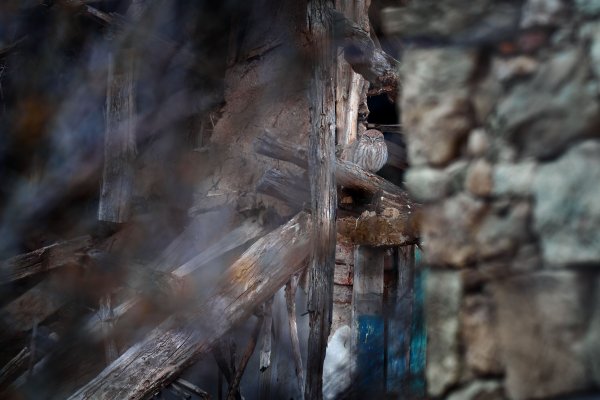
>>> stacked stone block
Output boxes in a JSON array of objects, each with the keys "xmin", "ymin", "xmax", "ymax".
[{"xmin": 384, "ymin": 1, "xmax": 600, "ymax": 398}]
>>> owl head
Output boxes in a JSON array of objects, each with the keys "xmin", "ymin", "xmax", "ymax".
[{"xmin": 360, "ymin": 129, "xmax": 385, "ymax": 143}]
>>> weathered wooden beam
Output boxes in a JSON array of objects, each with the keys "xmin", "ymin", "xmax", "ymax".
[
  {"xmin": 256, "ymin": 169, "xmax": 309, "ymax": 211},
  {"xmin": 97, "ymin": 0, "xmax": 147, "ymax": 223},
  {"xmin": 67, "ymin": 212, "xmax": 311, "ymax": 400},
  {"xmin": 0, "ymin": 236, "xmax": 91, "ymax": 284},
  {"xmin": 84, "ymin": 218, "xmax": 266, "ymax": 339},
  {"xmin": 352, "ymin": 246, "xmax": 385, "ymax": 396},
  {"xmin": 98, "ymin": 45, "xmax": 136, "ymax": 223},
  {"xmin": 337, "ymin": 209, "xmax": 419, "ymax": 246},
  {"xmin": 254, "ymin": 131, "xmax": 417, "ymax": 213},
  {"xmin": 305, "ymin": 1, "xmax": 337, "ymax": 399},
  {"xmin": 332, "ymin": 10, "xmax": 400, "ymax": 99}
]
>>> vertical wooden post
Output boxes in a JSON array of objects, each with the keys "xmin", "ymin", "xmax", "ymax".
[
  {"xmin": 98, "ymin": 0, "xmax": 146, "ymax": 223},
  {"xmin": 386, "ymin": 245, "xmax": 415, "ymax": 397},
  {"xmin": 334, "ymin": 0, "xmax": 370, "ymax": 147},
  {"xmin": 305, "ymin": 0, "xmax": 337, "ymax": 399},
  {"xmin": 352, "ymin": 246, "xmax": 385, "ymax": 396},
  {"xmin": 98, "ymin": 49, "xmax": 136, "ymax": 223}
]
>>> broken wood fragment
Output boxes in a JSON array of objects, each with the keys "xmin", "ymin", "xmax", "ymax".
[
  {"xmin": 67, "ymin": 212, "xmax": 311, "ymax": 400},
  {"xmin": 0, "ymin": 236, "xmax": 91, "ymax": 284}
]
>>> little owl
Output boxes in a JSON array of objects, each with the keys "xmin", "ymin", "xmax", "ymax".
[{"xmin": 344, "ymin": 129, "xmax": 388, "ymax": 172}]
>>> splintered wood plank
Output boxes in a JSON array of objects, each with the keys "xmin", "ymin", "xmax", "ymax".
[
  {"xmin": 305, "ymin": 1, "xmax": 337, "ymax": 399},
  {"xmin": 67, "ymin": 212, "xmax": 311, "ymax": 400},
  {"xmin": 352, "ymin": 246, "xmax": 385, "ymax": 396},
  {"xmin": 0, "ymin": 236, "xmax": 91, "ymax": 284}
]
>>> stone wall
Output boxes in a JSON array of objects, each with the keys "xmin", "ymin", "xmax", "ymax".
[{"xmin": 384, "ymin": 1, "xmax": 600, "ymax": 399}]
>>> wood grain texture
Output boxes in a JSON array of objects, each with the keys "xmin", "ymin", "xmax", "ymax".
[
  {"xmin": 256, "ymin": 168, "xmax": 310, "ymax": 211},
  {"xmin": 67, "ymin": 212, "xmax": 311, "ymax": 400},
  {"xmin": 98, "ymin": 48, "xmax": 136, "ymax": 223},
  {"xmin": 0, "ymin": 236, "xmax": 90, "ymax": 284},
  {"xmin": 305, "ymin": 1, "xmax": 337, "ymax": 399}
]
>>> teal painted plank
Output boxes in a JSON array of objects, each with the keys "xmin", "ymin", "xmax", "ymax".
[
  {"xmin": 356, "ymin": 315, "xmax": 385, "ymax": 395},
  {"xmin": 409, "ymin": 248, "xmax": 427, "ymax": 397}
]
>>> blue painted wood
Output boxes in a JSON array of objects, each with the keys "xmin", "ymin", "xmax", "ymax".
[
  {"xmin": 409, "ymin": 248, "xmax": 427, "ymax": 397},
  {"xmin": 357, "ymin": 314, "xmax": 385, "ymax": 394}
]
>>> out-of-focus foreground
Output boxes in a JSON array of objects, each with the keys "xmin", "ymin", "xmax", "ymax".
[{"xmin": 1, "ymin": 1, "xmax": 600, "ymax": 400}]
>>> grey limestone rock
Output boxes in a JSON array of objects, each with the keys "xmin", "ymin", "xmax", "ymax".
[{"xmin": 533, "ymin": 140, "xmax": 600, "ymax": 267}]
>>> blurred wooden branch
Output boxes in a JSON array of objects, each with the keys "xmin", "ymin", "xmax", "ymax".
[{"xmin": 67, "ymin": 212, "xmax": 311, "ymax": 400}]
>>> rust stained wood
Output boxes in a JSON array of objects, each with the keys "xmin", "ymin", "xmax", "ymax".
[
  {"xmin": 305, "ymin": 1, "xmax": 337, "ymax": 399},
  {"xmin": 0, "ymin": 236, "xmax": 91, "ymax": 284},
  {"xmin": 67, "ymin": 212, "xmax": 311, "ymax": 400}
]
